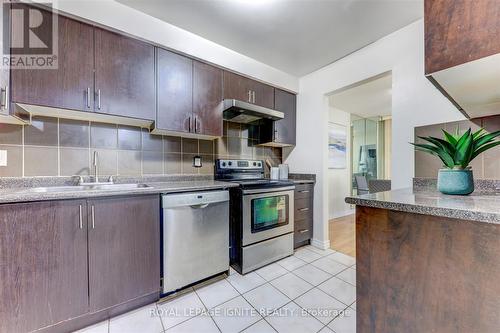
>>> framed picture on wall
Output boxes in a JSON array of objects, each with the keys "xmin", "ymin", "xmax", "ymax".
[{"xmin": 328, "ymin": 122, "xmax": 347, "ymax": 169}]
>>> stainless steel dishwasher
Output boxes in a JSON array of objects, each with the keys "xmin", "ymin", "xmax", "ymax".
[{"xmin": 161, "ymin": 190, "xmax": 229, "ymax": 294}]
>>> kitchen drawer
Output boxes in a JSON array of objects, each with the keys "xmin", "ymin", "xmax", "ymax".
[
  {"xmin": 295, "ymin": 201, "xmax": 313, "ymax": 221},
  {"xmin": 294, "ymin": 220, "xmax": 313, "ymax": 244},
  {"xmin": 294, "ymin": 218, "xmax": 312, "ymax": 231},
  {"xmin": 295, "ymin": 184, "xmax": 313, "ymax": 199}
]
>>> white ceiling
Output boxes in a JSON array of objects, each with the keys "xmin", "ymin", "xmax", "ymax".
[
  {"xmin": 116, "ymin": 0, "xmax": 423, "ymax": 76},
  {"xmin": 329, "ymin": 73, "xmax": 392, "ymax": 118}
]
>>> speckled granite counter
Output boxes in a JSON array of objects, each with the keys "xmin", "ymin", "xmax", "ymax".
[
  {"xmin": 288, "ymin": 173, "xmax": 316, "ymax": 184},
  {"xmin": 0, "ymin": 180, "xmax": 239, "ymax": 204},
  {"xmin": 345, "ymin": 188, "xmax": 500, "ymax": 224}
]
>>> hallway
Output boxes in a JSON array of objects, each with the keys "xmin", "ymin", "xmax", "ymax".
[{"xmin": 329, "ymin": 214, "xmax": 356, "ymax": 257}]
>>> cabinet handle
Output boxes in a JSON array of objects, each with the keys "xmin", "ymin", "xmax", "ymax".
[
  {"xmin": 97, "ymin": 89, "xmax": 101, "ymax": 110},
  {"xmin": 86, "ymin": 87, "xmax": 91, "ymax": 109},
  {"xmin": 91, "ymin": 205, "xmax": 95, "ymax": 229},
  {"xmin": 188, "ymin": 116, "xmax": 192, "ymax": 132},
  {"xmin": 299, "ymin": 229, "xmax": 309, "ymax": 234},
  {"xmin": 298, "ymin": 207, "xmax": 309, "ymax": 212},
  {"xmin": 248, "ymin": 90, "xmax": 252, "ymax": 103},
  {"xmin": 298, "ymin": 190, "xmax": 309, "ymax": 193},
  {"xmin": 252, "ymin": 91, "xmax": 255, "ymax": 103},
  {"xmin": 79, "ymin": 204, "xmax": 83, "ymax": 229},
  {"xmin": 1, "ymin": 85, "xmax": 9, "ymax": 110}
]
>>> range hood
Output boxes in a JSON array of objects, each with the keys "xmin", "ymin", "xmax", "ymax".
[{"xmin": 222, "ymin": 99, "xmax": 284, "ymax": 124}]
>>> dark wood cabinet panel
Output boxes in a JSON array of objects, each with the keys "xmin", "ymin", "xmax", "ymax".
[
  {"xmin": 357, "ymin": 206, "xmax": 500, "ymax": 333},
  {"xmin": 293, "ymin": 183, "xmax": 314, "ymax": 248},
  {"xmin": 10, "ymin": 7, "xmax": 94, "ymax": 111},
  {"xmin": 223, "ymin": 71, "xmax": 274, "ymax": 109},
  {"xmin": 95, "ymin": 28, "xmax": 155, "ymax": 120},
  {"xmin": 273, "ymin": 89, "xmax": 296, "ymax": 145},
  {"xmin": 0, "ymin": 200, "xmax": 89, "ymax": 332},
  {"xmin": 193, "ymin": 60, "xmax": 223, "ymax": 136},
  {"xmin": 425, "ymin": 0, "xmax": 500, "ymax": 74},
  {"xmin": 156, "ymin": 48, "xmax": 193, "ymax": 133},
  {"xmin": 88, "ymin": 195, "xmax": 160, "ymax": 312}
]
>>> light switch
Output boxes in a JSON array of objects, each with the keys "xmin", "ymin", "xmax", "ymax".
[
  {"xmin": 193, "ymin": 155, "xmax": 202, "ymax": 168},
  {"xmin": 0, "ymin": 150, "xmax": 7, "ymax": 166}
]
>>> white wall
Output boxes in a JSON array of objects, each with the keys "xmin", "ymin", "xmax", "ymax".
[
  {"xmin": 328, "ymin": 107, "xmax": 354, "ymax": 220},
  {"xmin": 285, "ymin": 19, "xmax": 465, "ymax": 248},
  {"xmin": 53, "ymin": 0, "xmax": 298, "ymax": 92}
]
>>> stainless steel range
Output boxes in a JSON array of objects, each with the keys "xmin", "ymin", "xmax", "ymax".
[{"xmin": 215, "ymin": 159, "xmax": 295, "ymax": 274}]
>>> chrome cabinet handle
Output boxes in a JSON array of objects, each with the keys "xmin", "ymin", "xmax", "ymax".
[
  {"xmin": 188, "ymin": 116, "xmax": 192, "ymax": 132},
  {"xmin": 86, "ymin": 87, "xmax": 91, "ymax": 109},
  {"xmin": 79, "ymin": 204, "xmax": 83, "ymax": 229},
  {"xmin": 97, "ymin": 89, "xmax": 101, "ymax": 110},
  {"xmin": 248, "ymin": 90, "xmax": 252, "ymax": 103},
  {"xmin": 190, "ymin": 203, "xmax": 210, "ymax": 209},
  {"xmin": 1, "ymin": 85, "xmax": 8, "ymax": 110},
  {"xmin": 299, "ymin": 229, "xmax": 309, "ymax": 234},
  {"xmin": 298, "ymin": 190, "xmax": 309, "ymax": 193},
  {"xmin": 91, "ymin": 205, "xmax": 95, "ymax": 229},
  {"xmin": 252, "ymin": 91, "xmax": 255, "ymax": 103},
  {"xmin": 298, "ymin": 207, "xmax": 309, "ymax": 212}
]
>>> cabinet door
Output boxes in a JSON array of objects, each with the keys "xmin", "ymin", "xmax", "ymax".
[
  {"xmin": 88, "ymin": 195, "xmax": 160, "ymax": 312},
  {"xmin": 95, "ymin": 28, "xmax": 155, "ymax": 120},
  {"xmin": 0, "ymin": 200, "xmax": 88, "ymax": 332},
  {"xmin": 193, "ymin": 60, "xmax": 223, "ymax": 136},
  {"xmin": 274, "ymin": 89, "xmax": 296, "ymax": 145},
  {"xmin": 157, "ymin": 48, "xmax": 193, "ymax": 132},
  {"xmin": 10, "ymin": 7, "xmax": 94, "ymax": 111},
  {"xmin": 223, "ymin": 71, "xmax": 254, "ymax": 103},
  {"xmin": 252, "ymin": 81, "xmax": 274, "ymax": 109},
  {"xmin": 0, "ymin": 0, "xmax": 9, "ymax": 114}
]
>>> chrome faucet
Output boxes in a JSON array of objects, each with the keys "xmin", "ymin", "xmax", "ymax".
[
  {"xmin": 77, "ymin": 151, "xmax": 114, "ymax": 186},
  {"xmin": 93, "ymin": 151, "xmax": 99, "ymax": 183}
]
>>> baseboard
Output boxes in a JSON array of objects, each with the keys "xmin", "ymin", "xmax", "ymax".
[{"xmin": 311, "ymin": 238, "xmax": 330, "ymax": 250}]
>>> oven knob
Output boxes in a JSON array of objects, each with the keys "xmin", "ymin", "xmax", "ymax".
[
  {"xmin": 228, "ymin": 161, "xmax": 232, "ymax": 166},
  {"xmin": 253, "ymin": 162, "xmax": 257, "ymax": 166},
  {"xmin": 257, "ymin": 162, "xmax": 261, "ymax": 167},
  {"xmin": 222, "ymin": 162, "xmax": 226, "ymax": 167}
]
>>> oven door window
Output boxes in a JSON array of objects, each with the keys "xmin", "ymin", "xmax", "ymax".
[{"xmin": 251, "ymin": 195, "xmax": 289, "ymax": 233}]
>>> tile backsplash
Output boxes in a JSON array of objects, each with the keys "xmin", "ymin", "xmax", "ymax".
[
  {"xmin": 414, "ymin": 115, "xmax": 500, "ymax": 179},
  {"xmin": 0, "ymin": 118, "xmax": 282, "ymax": 178}
]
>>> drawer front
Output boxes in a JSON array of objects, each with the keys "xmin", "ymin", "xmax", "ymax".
[
  {"xmin": 295, "ymin": 200, "xmax": 313, "ymax": 221},
  {"xmin": 295, "ymin": 184, "xmax": 313, "ymax": 199},
  {"xmin": 294, "ymin": 219, "xmax": 313, "ymax": 244}
]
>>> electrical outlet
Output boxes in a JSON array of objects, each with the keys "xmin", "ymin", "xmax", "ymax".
[
  {"xmin": 0, "ymin": 150, "xmax": 7, "ymax": 166},
  {"xmin": 193, "ymin": 155, "xmax": 202, "ymax": 168}
]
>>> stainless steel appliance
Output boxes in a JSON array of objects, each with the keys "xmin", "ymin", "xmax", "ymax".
[
  {"xmin": 215, "ymin": 159, "xmax": 295, "ymax": 274},
  {"xmin": 161, "ymin": 191, "xmax": 229, "ymax": 294},
  {"xmin": 222, "ymin": 99, "xmax": 284, "ymax": 124}
]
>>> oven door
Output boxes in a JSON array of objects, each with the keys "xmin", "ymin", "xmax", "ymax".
[{"xmin": 242, "ymin": 186, "xmax": 294, "ymax": 246}]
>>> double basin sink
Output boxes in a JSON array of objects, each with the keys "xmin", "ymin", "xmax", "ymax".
[{"xmin": 27, "ymin": 183, "xmax": 151, "ymax": 193}]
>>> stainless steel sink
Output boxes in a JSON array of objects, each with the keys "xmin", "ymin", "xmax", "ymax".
[{"xmin": 27, "ymin": 183, "xmax": 151, "ymax": 193}]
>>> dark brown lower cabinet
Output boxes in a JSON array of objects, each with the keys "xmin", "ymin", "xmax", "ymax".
[
  {"xmin": 0, "ymin": 200, "xmax": 88, "ymax": 333},
  {"xmin": 0, "ymin": 195, "xmax": 161, "ymax": 332},
  {"xmin": 88, "ymin": 195, "xmax": 160, "ymax": 312},
  {"xmin": 293, "ymin": 182, "xmax": 314, "ymax": 248}
]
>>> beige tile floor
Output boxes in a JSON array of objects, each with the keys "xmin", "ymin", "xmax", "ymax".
[{"xmin": 75, "ymin": 246, "xmax": 356, "ymax": 333}]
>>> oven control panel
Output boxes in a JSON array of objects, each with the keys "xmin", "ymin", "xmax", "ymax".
[{"xmin": 217, "ymin": 159, "xmax": 263, "ymax": 170}]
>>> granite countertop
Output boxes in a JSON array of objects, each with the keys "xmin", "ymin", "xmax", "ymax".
[
  {"xmin": 290, "ymin": 179, "xmax": 315, "ymax": 184},
  {"xmin": 345, "ymin": 188, "xmax": 500, "ymax": 224},
  {"xmin": 0, "ymin": 180, "xmax": 239, "ymax": 204}
]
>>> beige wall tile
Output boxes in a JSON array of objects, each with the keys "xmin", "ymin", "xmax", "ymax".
[
  {"xmin": 241, "ymin": 124, "xmax": 259, "ymax": 139},
  {"xmin": 143, "ymin": 151, "xmax": 163, "ymax": 175},
  {"xmin": 24, "ymin": 146, "xmax": 58, "ymax": 176},
  {"xmin": 182, "ymin": 154, "xmax": 198, "ymax": 174},
  {"xmin": 142, "ymin": 129, "xmax": 163, "ymax": 151},
  {"xmin": 0, "ymin": 124, "xmax": 23, "ymax": 145},
  {"xmin": 24, "ymin": 117, "xmax": 58, "ymax": 146},
  {"xmin": 484, "ymin": 146, "xmax": 500, "ymax": 179},
  {"xmin": 414, "ymin": 150, "xmax": 442, "ymax": 178},
  {"xmin": 60, "ymin": 119, "xmax": 89, "ymax": 148},
  {"xmin": 226, "ymin": 122, "xmax": 241, "ymax": 137},
  {"xmin": 91, "ymin": 123, "xmax": 118, "ymax": 149},
  {"xmin": 60, "ymin": 148, "xmax": 90, "ymax": 176},
  {"xmin": 117, "ymin": 150, "xmax": 141, "ymax": 175},
  {"xmin": 0, "ymin": 145, "xmax": 22, "ymax": 177},
  {"xmin": 164, "ymin": 153, "xmax": 181, "ymax": 174},
  {"xmin": 199, "ymin": 140, "xmax": 214, "ymax": 154},
  {"xmin": 215, "ymin": 137, "xmax": 227, "ymax": 157},
  {"xmin": 118, "ymin": 125, "xmax": 141, "ymax": 150},
  {"xmin": 164, "ymin": 136, "xmax": 181, "ymax": 153},
  {"xmin": 93, "ymin": 149, "xmax": 117, "ymax": 176},
  {"xmin": 182, "ymin": 138, "xmax": 198, "ymax": 154},
  {"xmin": 199, "ymin": 155, "xmax": 214, "ymax": 175}
]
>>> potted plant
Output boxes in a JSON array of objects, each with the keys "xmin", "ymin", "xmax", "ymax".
[{"xmin": 411, "ymin": 127, "xmax": 500, "ymax": 195}]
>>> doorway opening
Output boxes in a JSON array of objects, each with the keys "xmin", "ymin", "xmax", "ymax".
[{"xmin": 327, "ymin": 72, "xmax": 392, "ymax": 256}]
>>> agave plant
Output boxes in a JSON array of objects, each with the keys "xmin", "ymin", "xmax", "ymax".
[{"xmin": 411, "ymin": 127, "xmax": 500, "ymax": 170}]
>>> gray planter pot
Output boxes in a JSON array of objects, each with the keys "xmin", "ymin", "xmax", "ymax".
[{"xmin": 437, "ymin": 169, "xmax": 474, "ymax": 195}]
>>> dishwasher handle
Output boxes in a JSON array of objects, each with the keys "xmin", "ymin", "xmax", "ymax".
[{"xmin": 189, "ymin": 203, "xmax": 210, "ymax": 209}]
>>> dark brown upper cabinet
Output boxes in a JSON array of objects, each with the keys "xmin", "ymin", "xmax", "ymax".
[
  {"xmin": 156, "ymin": 48, "xmax": 193, "ymax": 133},
  {"xmin": 223, "ymin": 71, "xmax": 274, "ymax": 109},
  {"xmin": 259, "ymin": 89, "xmax": 296, "ymax": 146},
  {"xmin": 155, "ymin": 49, "xmax": 223, "ymax": 137},
  {"xmin": 425, "ymin": 0, "xmax": 500, "ymax": 118},
  {"xmin": 193, "ymin": 60, "xmax": 223, "ymax": 136},
  {"xmin": 88, "ymin": 195, "xmax": 160, "ymax": 312},
  {"xmin": 95, "ymin": 28, "xmax": 155, "ymax": 120},
  {"xmin": 10, "ymin": 8, "xmax": 94, "ymax": 112},
  {"xmin": 0, "ymin": 200, "xmax": 89, "ymax": 333}
]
